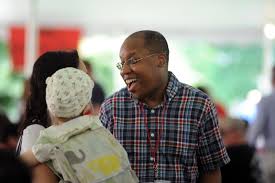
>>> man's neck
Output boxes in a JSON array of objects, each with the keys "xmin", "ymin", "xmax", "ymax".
[
  {"xmin": 142, "ymin": 76, "xmax": 168, "ymax": 108},
  {"xmin": 143, "ymin": 95, "xmax": 165, "ymax": 108}
]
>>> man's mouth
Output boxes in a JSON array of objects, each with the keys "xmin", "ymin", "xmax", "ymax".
[{"xmin": 125, "ymin": 78, "xmax": 137, "ymax": 89}]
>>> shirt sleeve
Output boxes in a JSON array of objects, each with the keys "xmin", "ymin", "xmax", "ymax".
[
  {"xmin": 99, "ymin": 98, "xmax": 114, "ymax": 132},
  {"xmin": 197, "ymin": 98, "xmax": 230, "ymax": 172},
  {"xmin": 20, "ymin": 124, "xmax": 45, "ymax": 154}
]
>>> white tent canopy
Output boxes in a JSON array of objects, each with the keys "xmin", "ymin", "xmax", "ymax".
[
  {"xmin": 0, "ymin": 0, "xmax": 274, "ymax": 87},
  {"xmin": 0, "ymin": 0, "xmax": 273, "ymax": 42}
]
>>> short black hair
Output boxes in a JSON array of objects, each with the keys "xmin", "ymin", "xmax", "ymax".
[{"xmin": 129, "ymin": 30, "xmax": 169, "ymax": 63}]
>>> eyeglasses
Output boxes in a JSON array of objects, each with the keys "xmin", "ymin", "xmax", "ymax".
[{"xmin": 116, "ymin": 53, "xmax": 159, "ymax": 71}]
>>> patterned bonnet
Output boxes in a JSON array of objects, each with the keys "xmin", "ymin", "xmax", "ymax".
[{"xmin": 46, "ymin": 67, "xmax": 94, "ymax": 118}]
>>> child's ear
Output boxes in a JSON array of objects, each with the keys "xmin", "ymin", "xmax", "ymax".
[{"xmin": 82, "ymin": 103, "xmax": 93, "ymax": 116}]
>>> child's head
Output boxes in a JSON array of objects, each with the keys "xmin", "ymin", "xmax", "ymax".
[{"xmin": 45, "ymin": 67, "xmax": 94, "ymax": 119}]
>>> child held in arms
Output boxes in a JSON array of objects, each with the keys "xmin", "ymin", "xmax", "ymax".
[{"xmin": 20, "ymin": 67, "xmax": 138, "ymax": 183}]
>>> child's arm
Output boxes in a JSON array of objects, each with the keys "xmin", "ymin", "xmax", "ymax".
[{"xmin": 20, "ymin": 149, "xmax": 40, "ymax": 167}]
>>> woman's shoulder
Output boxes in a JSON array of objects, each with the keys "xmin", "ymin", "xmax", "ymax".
[
  {"xmin": 20, "ymin": 124, "xmax": 46, "ymax": 154},
  {"xmin": 23, "ymin": 124, "xmax": 45, "ymax": 134}
]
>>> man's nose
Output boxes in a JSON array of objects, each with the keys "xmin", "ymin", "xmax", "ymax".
[{"xmin": 120, "ymin": 63, "xmax": 131, "ymax": 75}]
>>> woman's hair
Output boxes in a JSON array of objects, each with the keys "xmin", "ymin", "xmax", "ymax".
[{"xmin": 18, "ymin": 50, "xmax": 80, "ymax": 135}]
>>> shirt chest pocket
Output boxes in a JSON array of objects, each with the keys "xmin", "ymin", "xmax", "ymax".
[
  {"xmin": 160, "ymin": 121, "xmax": 198, "ymax": 166},
  {"xmin": 113, "ymin": 118, "xmax": 147, "ymax": 152}
]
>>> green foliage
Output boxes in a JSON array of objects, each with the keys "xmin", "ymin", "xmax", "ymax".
[
  {"xmin": 84, "ymin": 51, "xmax": 114, "ymax": 96},
  {"xmin": 180, "ymin": 42, "xmax": 263, "ymax": 107},
  {"xmin": 0, "ymin": 41, "xmax": 24, "ymax": 119}
]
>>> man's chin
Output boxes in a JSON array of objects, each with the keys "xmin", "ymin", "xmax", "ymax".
[{"xmin": 129, "ymin": 90, "xmax": 141, "ymax": 100}]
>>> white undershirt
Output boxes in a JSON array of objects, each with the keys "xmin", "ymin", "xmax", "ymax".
[{"xmin": 20, "ymin": 124, "xmax": 45, "ymax": 154}]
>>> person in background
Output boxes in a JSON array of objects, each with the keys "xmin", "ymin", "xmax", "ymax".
[
  {"xmin": 0, "ymin": 112, "xmax": 18, "ymax": 151},
  {"xmin": 220, "ymin": 117, "xmax": 263, "ymax": 183},
  {"xmin": 100, "ymin": 30, "xmax": 230, "ymax": 182},
  {"xmin": 0, "ymin": 150, "xmax": 32, "ymax": 183},
  {"xmin": 247, "ymin": 65, "xmax": 275, "ymax": 183},
  {"xmin": 20, "ymin": 67, "xmax": 138, "ymax": 183},
  {"xmin": 17, "ymin": 49, "xmax": 87, "ymax": 183},
  {"xmin": 83, "ymin": 60, "xmax": 106, "ymax": 115},
  {"xmin": 197, "ymin": 86, "xmax": 227, "ymax": 119}
]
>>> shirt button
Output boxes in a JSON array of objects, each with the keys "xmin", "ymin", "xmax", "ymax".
[
  {"xmin": 150, "ymin": 157, "xmax": 154, "ymax": 161},
  {"xmin": 151, "ymin": 109, "xmax": 155, "ymax": 114},
  {"xmin": 151, "ymin": 133, "xmax": 155, "ymax": 137}
]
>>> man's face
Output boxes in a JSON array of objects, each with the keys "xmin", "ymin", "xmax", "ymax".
[{"xmin": 119, "ymin": 37, "xmax": 162, "ymax": 100}]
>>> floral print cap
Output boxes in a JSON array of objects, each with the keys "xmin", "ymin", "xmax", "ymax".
[{"xmin": 46, "ymin": 67, "xmax": 94, "ymax": 118}]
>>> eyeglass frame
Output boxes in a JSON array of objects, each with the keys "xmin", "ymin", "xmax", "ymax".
[{"xmin": 116, "ymin": 53, "xmax": 163, "ymax": 71}]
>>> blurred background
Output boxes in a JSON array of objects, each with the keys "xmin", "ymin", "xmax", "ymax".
[{"xmin": 0, "ymin": 0, "xmax": 275, "ymax": 123}]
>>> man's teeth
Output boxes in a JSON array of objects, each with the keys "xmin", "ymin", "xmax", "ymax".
[{"xmin": 125, "ymin": 79, "xmax": 137, "ymax": 85}]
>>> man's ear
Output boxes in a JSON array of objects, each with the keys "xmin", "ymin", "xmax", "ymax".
[{"xmin": 156, "ymin": 54, "xmax": 166, "ymax": 67}]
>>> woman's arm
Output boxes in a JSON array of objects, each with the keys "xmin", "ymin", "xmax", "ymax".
[
  {"xmin": 18, "ymin": 124, "xmax": 58, "ymax": 182},
  {"xmin": 20, "ymin": 149, "xmax": 40, "ymax": 167},
  {"xmin": 32, "ymin": 164, "xmax": 59, "ymax": 183}
]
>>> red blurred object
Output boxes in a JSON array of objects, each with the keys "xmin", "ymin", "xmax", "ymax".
[
  {"xmin": 216, "ymin": 102, "xmax": 227, "ymax": 119},
  {"xmin": 9, "ymin": 26, "xmax": 81, "ymax": 72},
  {"xmin": 9, "ymin": 27, "xmax": 25, "ymax": 72}
]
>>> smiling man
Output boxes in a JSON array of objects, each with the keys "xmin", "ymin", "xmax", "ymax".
[{"xmin": 100, "ymin": 30, "xmax": 230, "ymax": 183}]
